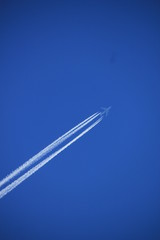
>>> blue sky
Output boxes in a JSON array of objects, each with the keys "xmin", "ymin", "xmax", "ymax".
[{"xmin": 0, "ymin": 1, "xmax": 160, "ymax": 239}]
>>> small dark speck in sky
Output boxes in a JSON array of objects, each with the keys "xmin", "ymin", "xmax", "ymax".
[{"xmin": 109, "ymin": 51, "xmax": 117, "ymax": 64}]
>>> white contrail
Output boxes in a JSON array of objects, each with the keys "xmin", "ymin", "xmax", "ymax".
[
  {"xmin": 0, "ymin": 112, "xmax": 101, "ymax": 188},
  {"xmin": 0, "ymin": 116, "xmax": 103, "ymax": 199}
]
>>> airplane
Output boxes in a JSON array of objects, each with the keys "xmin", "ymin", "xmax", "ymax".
[{"xmin": 101, "ymin": 106, "xmax": 111, "ymax": 117}]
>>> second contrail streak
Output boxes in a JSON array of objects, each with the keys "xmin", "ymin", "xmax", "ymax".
[{"xmin": 0, "ymin": 117, "xmax": 102, "ymax": 199}]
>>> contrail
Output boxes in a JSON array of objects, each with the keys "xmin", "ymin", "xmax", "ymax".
[
  {"xmin": 0, "ymin": 116, "xmax": 103, "ymax": 199},
  {"xmin": 0, "ymin": 111, "xmax": 101, "ymax": 188},
  {"xmin": 0, "ymin": 107, "xmax": 111, "ymax": 199}
]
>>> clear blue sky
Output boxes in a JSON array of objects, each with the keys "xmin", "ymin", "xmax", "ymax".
[{"xmin": 0, "ymin": 1, "xmax": 160, "ymax": 239}]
